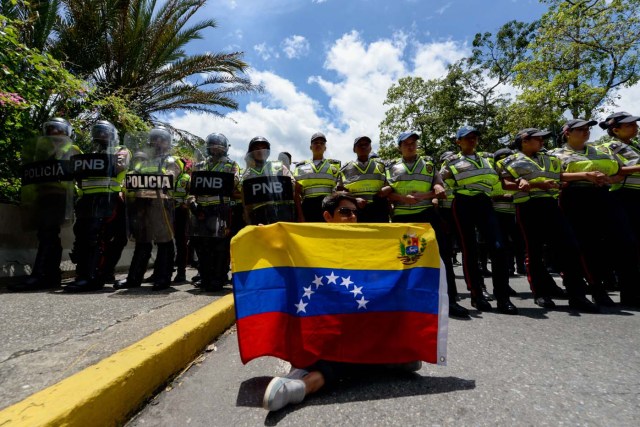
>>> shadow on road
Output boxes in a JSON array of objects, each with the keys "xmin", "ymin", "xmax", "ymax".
[{"xmin": 236, "ymin": 373, "xmax": 476, "ymax": 425}]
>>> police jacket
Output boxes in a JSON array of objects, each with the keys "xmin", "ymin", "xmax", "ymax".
[
  {"xmin": 338, "ymin": 159, "xmax": 386, "ymax": 201},
  {"xmin": 597, "ymin": 140, "xmax": 640, "ymax": 190},
  {"xmin": 77, "ymin": 146, "xmax": 131, "ymax": 196},
  {"xmin": 293, "ymin": 159, "xmax": 340, "ymax": 200},
  {"xmin": 440, "ymin": 152, "xmax": 498, "ymax": 196},
  {"xmin": 386, "ymin": 156, "xmax": 437, "ymax": 216},
  {"xmin": 548, "ymin": 144, "xmax": 619, "ymax": 188},
  {"xmin": 498, "ymin": 151, "xmax": 561, "ymax": 204}
]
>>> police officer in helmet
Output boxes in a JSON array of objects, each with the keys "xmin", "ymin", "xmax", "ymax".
[
  {"xmin": 10, "ymin": 118, "xmax": 80, "ymax": 291},
  {"xmin": 65, "ymin": 120, "xmax": 131, "ymax": 292},
  {"xmin": 115, "ymin": 125, "xmax": 180, "ymax": 291},
  {"xmin": 188, "ymin": 133, "xmax": 240, "ymax": 291}
]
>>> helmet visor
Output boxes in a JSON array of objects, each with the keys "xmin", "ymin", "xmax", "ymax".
[{"xmin": 43, "ymin": 121, "xmax": 71, "ymax": 137}]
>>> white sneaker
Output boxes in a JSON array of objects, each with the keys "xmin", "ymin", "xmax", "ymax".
[{"xmin": 263, "ymin": 377, "xmax": 306, "ymax": 411}]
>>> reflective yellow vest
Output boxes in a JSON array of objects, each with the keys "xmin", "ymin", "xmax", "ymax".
[
  {"xmin": 549, "ymin": 144, "xmax": 619, "ymax": 187},
  {"xmin": 499, "ymin": 152, "xmax": 561, "ymax": 203},
  {"xmin": 598, "ymin": 140, "xmax": 640, "ymax": 190},
  {"xmin": 386, "ymin": 156, "xmax": 435, "ymax": 216},
  {"xmin": 442, "ymin": 153, "xmax": 498, "ymax": 196},
  {"xmin": 293, "ymin": 159, "xmax": 339, "ymax": 200},
  {"xmin": 339, "ymin": 159, "xmax": 386, "ymax": 200},
  {"xmin": 78, "ymin": 146, "xmax": 131, "ymax": 196}
]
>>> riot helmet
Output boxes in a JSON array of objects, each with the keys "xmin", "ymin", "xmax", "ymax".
[
  {"xmin": 91, "ymin": 120, "xmax": 118, "ymax": 150},
  {"xmin": 206, "ymin": 133, "xmax": 229, "ymax": 157},
  {"xmin": 42, "ymin": 117, "xmax": 73, "ymax": 138},
  {"xmin": 149, "ymin": 125, "xmax": 173, "ymax": 154},
  {"xmin": 493, "ymin": 147, "xmax": 514, "ymax": 163},
  {"xmin": 248, "ymin": 136, "xmax": 271, "ymax": 152}
]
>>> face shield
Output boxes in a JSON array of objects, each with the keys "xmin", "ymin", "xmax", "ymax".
[
  {"xmin": 91, "ymin": 123, "xmax": 117, "ymax": 152},
  {"xmin": 149, "ymin": 128, "xmax": 172, "ymax": 154},
  {"xmin": 245, "ymin": 148, "xmax": 270, "ymax": 168},
  {"xmin": 42, "ymin": 120, "xmax": 73, "ymax": 144}
]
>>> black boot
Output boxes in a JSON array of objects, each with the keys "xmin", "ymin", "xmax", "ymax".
[
  {"xmin": 152, "ymin": 241, "xmax": 175, "ymax": 291},
  {"xmin": 65, "ymin": 241, "xmax": 105, "ymax": 292},
  {"xmin": 9, "ymin": 235, "xmax": 62, "ymax": 292},
  {"xmin": 114, "ymin": 243, "xmax": 151, "ymax": 289}
]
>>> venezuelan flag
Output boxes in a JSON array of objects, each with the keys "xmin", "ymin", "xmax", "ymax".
[{"xmin": 231, "ymin": 223, "xmax": 448, "ymax": 368}]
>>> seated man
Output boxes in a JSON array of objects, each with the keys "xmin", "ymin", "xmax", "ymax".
[{"xmin": 262, "ymin": 192, "xmax": 421, "ymax": 411}]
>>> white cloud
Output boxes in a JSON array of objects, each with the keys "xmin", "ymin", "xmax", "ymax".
[
  {"xmin": 253, "ymin": 43, "xmax": 279, "ymax": 61},
  {"xmin": 282, "ymin": 35, "xmax": 310, "ymax": 59},
  {"xmin": 413, "ymin": 40, "xmax": 469, "ymax": 79},
  {"xmin": 169, "ymin": 31, "xmax": 468, "ymax": 165},
  {"xmin": 312, "ymin": 0, "xmax": 328, "ymax": 3},
  {"xmin": 436, "ymin": 2, "xmax": 453, "ymax": 15}
]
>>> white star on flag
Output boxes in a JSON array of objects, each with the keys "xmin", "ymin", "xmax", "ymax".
[
  {"xmin": 326, "ymin": 271, "xmax": 339, "ymax": 285},
  {"xmin": 295, "ymin": 299, "xmax": 308, "ymax": 313},
  {"xmin": 312, "ymin": 275, "xmax": 324, "ymax": 288},
  {"xmin": 357, "ymin": 296, "xmax": 369, "ymax": 309},
  {"xmin": 340, "ymin": 276, "xmax": 353, "ymax": 288},
  {"xmin": 350, "ymin": 285, "xmax": 363, "ymax": 297},
  {"xmin": 302, "ymin": 286, "xmax": 315, "ymax": 299}
]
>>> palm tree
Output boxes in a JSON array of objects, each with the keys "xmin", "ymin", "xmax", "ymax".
[{"xmin": 54, "ymin": 0, "xmax": 259, "ymax": 121}]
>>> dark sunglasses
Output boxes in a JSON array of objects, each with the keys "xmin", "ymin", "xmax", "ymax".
[{"xmin": 337, "ymin": 207, "xmax": 358, "ymax": 217}]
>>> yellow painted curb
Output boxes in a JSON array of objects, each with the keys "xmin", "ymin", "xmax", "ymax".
[{"xmin": 0, "ymin": 294, "xmax": 236, "ymax": 427}]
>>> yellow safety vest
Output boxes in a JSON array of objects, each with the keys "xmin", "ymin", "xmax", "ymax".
[
  {"xmin": 598, "ymin": 140, "xmax": 640, "ymax": 190},
  {"xmin": 442, "ymin": 153, "xmax": 498, "ymax": 196},
  {"xmin": 386, "ymin": 156, "xmax": 435, "ymax": 216},
  {"xmin": 339, "ymin": 159, "xmax": 386, "ymax": 201},
  {"xmin": 293, "ymin": 159, "xmax": 339, "ymax": 199},
  {"xmin": 549, "ymin": 144, "xmax": 619, "ymax": 187},
  {"xmin": 499, "ymin": 152, "xmax": 561, "ymax": 203}
]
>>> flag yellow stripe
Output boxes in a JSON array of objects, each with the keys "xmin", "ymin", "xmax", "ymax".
[{"xmin": 231, "ymin": 223, "xmax": 440, "ymax": 272}]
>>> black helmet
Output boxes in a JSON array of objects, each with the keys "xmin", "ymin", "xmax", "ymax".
[
  {"xmin": 91, "ymin": 120, "xmax": 118, "ymax": 147},
  {"xmin": 206, "ymin": 133, "xmax": 229, "ymax": 155},
  {"xmin": 248, "ymin": 136, "xmax": 270, "ymax": 152},
  {"xmin": 149, "ymin": 125, "xmax": 172, "ymax": 147},
  {"xmin": 494, "ymin": 147, "xmax": 514, "ymax": 162},
  {"xmin": 42, "ymin": 117, "xmax": 73, "ymax": 137}
]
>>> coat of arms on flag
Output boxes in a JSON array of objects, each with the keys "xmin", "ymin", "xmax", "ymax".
[{"xmin": 231, "ymin": 222, "xmax": 448, "ymax": 368}]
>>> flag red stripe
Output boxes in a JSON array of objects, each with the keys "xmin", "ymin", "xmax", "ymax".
[{"xmin": 237, "ymin": 311, "xmax": 439, "ymax": 367}]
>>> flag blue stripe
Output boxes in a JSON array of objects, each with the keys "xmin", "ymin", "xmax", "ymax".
[{"xmin": 233, "ymin": 266, "xmax": 441, "ymax": 319}]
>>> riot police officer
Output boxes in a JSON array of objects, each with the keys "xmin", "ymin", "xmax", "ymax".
[
  {"xmin": 65, "ymin": 120, "xmax": 131, "ymax": 292},
  {"xmin": 115, "ymin": 125, "xmax": 180, "ymax": 290},
  {"xmin": 188, "ymin": 133, "xmax": 240, "ymax": 291},
  {"xmin": 10, "ymin": 118, "xmax": 80, "ymax": 291},
  {"xmin": 241, "ymin": 136, "xmax": 296, "ymax": 225},
  {"xmin": 172, "ymin": 157, "xmax": 191, "ymax": 283}
]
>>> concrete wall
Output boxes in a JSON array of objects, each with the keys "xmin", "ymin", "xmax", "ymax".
[{"xmin": 0, "ymin": 204, "xmax": 138, "ymax": 282}]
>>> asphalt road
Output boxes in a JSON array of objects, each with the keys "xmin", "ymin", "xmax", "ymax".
[
  {"xmin": 127, "ymin": 268, "xmax": 640, "ymax": 427},
  {"xmin": 0, "ymin": 267, "xmax": 227, "ymax": 409}
]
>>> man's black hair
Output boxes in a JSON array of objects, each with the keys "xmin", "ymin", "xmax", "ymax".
[{"xmin": 321, "ymin": 192, "xmax": 358, "ymax": 215}]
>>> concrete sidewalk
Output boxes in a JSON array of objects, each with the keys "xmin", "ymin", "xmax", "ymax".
[{"xmin": 0, "ymin": 267, "xmax": 236, "ymax": 426}]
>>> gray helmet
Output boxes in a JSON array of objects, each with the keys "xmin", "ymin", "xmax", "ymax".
[
  {"xmin": 91, "ymin": 120, "xmax": 118, "ymax": 147},
  {"xmin": 149, "ymin": 125, "xmax": 172, "ymax": 148},
  {"xmin": 248, "ymin": 136, "xmax": 270, "ymax": 152},
  {"xmin": 42, "ymin": 117, "xmax": 73, "ymax": 137},
  {"xmin": 206, "ymin": 133, "xmax": 229, "ymax": 155}
]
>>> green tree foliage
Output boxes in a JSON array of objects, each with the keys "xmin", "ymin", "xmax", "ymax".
[
  {"xmin": 0, "ymin": 11, "xmax": 85, "ymax": 203},
  {"xmin": 514, "ymin": 0, "xmax": 640, "ymax": 120},
  {"xmin": 54, "ymin": 0, "xmax": 260, "ymax": 120}
]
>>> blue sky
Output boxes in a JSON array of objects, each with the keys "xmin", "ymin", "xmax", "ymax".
[{"xmin": 167, "ymin": 0, "xmax": 639, "ymax": 165}]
